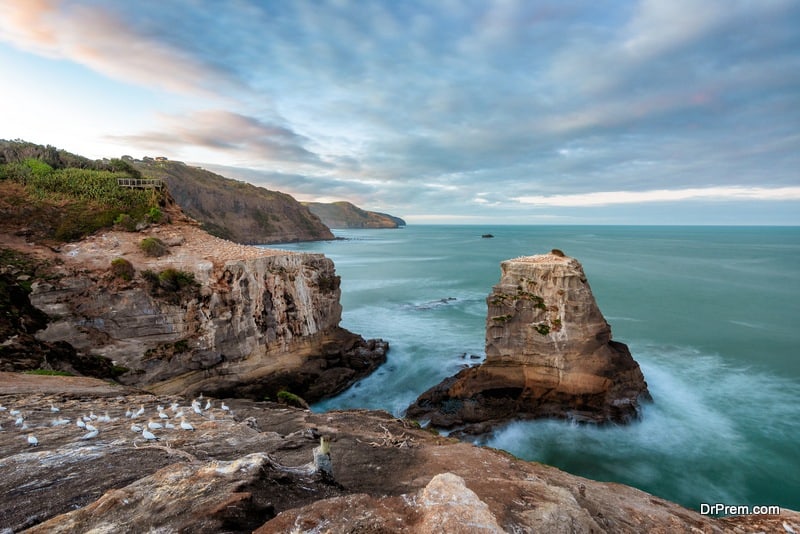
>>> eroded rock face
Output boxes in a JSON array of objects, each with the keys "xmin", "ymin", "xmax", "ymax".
[
  {"xmin": 2, "ymin": 374, "xmax": 795, "ymax": 534},
  {"xmin": 25, "ymin": 226, "xmax": 386, "ymax": 402},
  {"xmin": 407, "ymin": 252, "xmax": 650, "ymax": 432}
]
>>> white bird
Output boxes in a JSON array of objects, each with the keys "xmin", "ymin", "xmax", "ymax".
[
  {"xmin": 204, "ymin": 400, "xmax": 212, "ymax": 410},
  {"xmin": 142, "ymin": 428, "xmax": 158, "ymax": 441},
  {"xmin": 97, "ymin": 412, "xmax": 112, "ymax": 423},
  {"xmin": 174, "ymin": 410, "xmax": 184, "ymax": 419},
  {"xmin": 147, "ymin": 419, "xmax": 163, "ymax": 430},
  {"xmin": 76, "ymin": 419, "xmax": 86, "ymax": 429},
  {"xmin": 14, "ymin": 415, "xmax": 24, "ymax": 426},
  {"xmin": 10, "ymin": 408, "xmax": 20, "ymax": 416},
  {"xmin": 170, "ymin": 402, "xmax": 180, "ymax": 413},
  {"xmin": 50, "ymin": 404, "xmax": 60, "ymax": 413},
  {"xmin": 27, "ymin": 435, "xmax": 38, "ymax": 446},
  {"xmin": 158, "ymin": 411, "xmax": 169, "ymax": 420},
  {"xmin": 125, "ymin": 408, "xmax": 133, "ymax": 418},
  {"xmin": 85, "ymin": 422, "xmax": 98, "ymax": 432},
  {"xmin": 180, "ymin": 418, "xmax": 194, "ymax": 431},
  {"xmin": 191, "ymin": 401, "xmax": 202, "ymax": 414},
  {"xmin": 164, "ymin": 422, "xmax": 175, "ymax": 429},
  {"xmin": 82, "ymin": 415, "xmax": 91, "ymax": 422},
  {"xmin": 221, "ymin": 402, "xmax": 230, "ymax": 411},
  {"xmin": 157, "ymin": 405, "xmax": 165, "ymax": 412},
  {"xmin": 131, "ymin": 423, "xmax": 143, "ymax": 433},
  {"xmin": 89, "ymin": 411, "xmax": 97, "ymax": 420},
  {"xmin": 80, "ymin": 429, "xmax": 99, "ymax": 440},
  {"xmin": 134, "ymin": 405, "xmax": 145, "ymax": 418},
  {"xmin": 0, "ymin": 404, "xmax": 6, "ymax": 411},
  {"xmin": 51, "ymin": 417, "xmax": 71, "ymax": 426}
]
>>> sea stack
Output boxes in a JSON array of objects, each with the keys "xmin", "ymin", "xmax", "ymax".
[{"xmin": 406, "ymin": 250, "xmax": 651, "ymax": 433}]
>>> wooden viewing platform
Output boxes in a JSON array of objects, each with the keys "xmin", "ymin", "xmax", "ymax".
[{"xmin": 117, "ymin": 178, "xmax": 163, "ymax": 189}]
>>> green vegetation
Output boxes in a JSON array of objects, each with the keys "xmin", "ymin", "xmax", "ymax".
[
  {"xmin": 277, "ymin": 389, "xmax": 307, "ymax": 408},
  {"xmin": 110, "ymin": 258, "xmax": 135, "ymax": 281},
  {"xmin": 141, "ymin": 268, "xmax": 198, "ymax": 302},
  {"xmin": 139, "ymin": 237, "xmax": 168, "ymax": 257},
  {"xmin": 535, "ymin": 323, "xmax": 551, "ymax": 336},
  {"xmin": 0, "ymin": 140, "xmax": 166, "ymax": 242},
  {"xmin": 23, "ymin": 369, "xmax": 73, "ymax": 376}
]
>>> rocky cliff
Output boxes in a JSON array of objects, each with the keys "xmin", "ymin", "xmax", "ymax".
[
  {"xmin": 134, "ymin": 159, "xmax": 334, "ymax": 244},
  {"xmin": 304, "ymin": 200, "xmax": 406, "ymax": 229},
  {"xmin": 407, "ymin": 251, "xmax": 650, "ymax": 433},
  {"xmin": 3, "ymin": 216, "xmax": 385, "ymax": 403},
  {"xmin": 1, "ymin": 374, "xmax": 795, "ymax": 533}
]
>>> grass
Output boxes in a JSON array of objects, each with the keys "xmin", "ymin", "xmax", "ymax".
[
  {"xmin": 139, "ymin": 237, "xmax": 168, "ymax": 257},
  {"xmin": 23, "ymin": 369, "xmax": 73, "ymax": 376}
]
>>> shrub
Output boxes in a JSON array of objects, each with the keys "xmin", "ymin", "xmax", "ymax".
[
  {"xmin": 551, "ymin": 249, "xmax": 566, "ymax": 257},
  {"xmin": 146, "ymin": 206, "xmax": 163, "ymax": 223},
  {"xmin": 114, "ymin": 213, "xmax": 137, "ymax": 231},
  {"xmin": 277, "ymin": 390, "xmax": 308, "ymax": 408},
  {"xmin": 110, "ymin": 258, "xmax": 135, "ymax": 281},
  {"xmin": 157, "ymin": 268, "xmax": 196, "ymax": 291},
  {"xmin": 139, "ymin": 237, "xmax": 168, "ymax": 257}
]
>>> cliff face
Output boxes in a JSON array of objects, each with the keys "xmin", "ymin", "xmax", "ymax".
[
  {"xmin": 135, "ymin": 160, "xmax": 334, "ymax": 244},
  {"xmin": 23, "ymin": 222, "xmax": 385, "ymax": 402},
  {"xmin": 407, "ymin": 252, "xmax": 650, "ymax": 432},
  {"xmin": 304, "ymin": 201, "xmax": 406, "ymax": 229},
  {"xmin": 2, "ymin": 375, "xmax": 795, "ymax": 533}
]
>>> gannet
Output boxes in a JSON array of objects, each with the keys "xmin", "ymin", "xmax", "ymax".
[
  {"xmin": 27, "ymin": 435, "xmax": 38, "ymax": 446},
  {"xmin": 191, "ymin": 401, "xmax": 202, "ymax": 414},
  {"xmin": 0, "ymin": 404, "xmax": 6, "ymax": 411},
  {"xmin": 180, "ymin": 418, "xmax": 194, "ymax": 431},
  {"xmin": 98, "ymin": 412, "xmax": 112, "ymax": 423},
  {"xmin": 158, "ymin": 411, "xmax": 169, "ymax": 420},
  {"xmin": 174, "ymin": 409, "xmax": 184, "ymax": 419},
  {"xmin": 10, "ymin": 409, "xmax": 20, "ymax": 416},
  {"xmin": 134, "ymin": 405, "xmax": 145, "ymax": 418},
  {"xmin": 131, "ymin": 423, "xmax": 143, "ymax": 433},
  {"xmin": 170, "ymin": 402, "xmax": 180, "ymax": 413},
  {"xmin": 221, "ymin": 402, "xmax": 230, "ymax": 411},
  {"xmin": 156, "ymin": 405, "xmax": 164, "ymax": 412},
  {"xmin": 51, "ymin": 417, "xmax": 71, "ymax": 426},
  {"xmin": 142, "ymin": 428, "xmax": 158, "ymax": 441},
  {"xmin": 147, "ymin": 419, "xmax": 163, "ymax": 430},
  {"xmin": 85, "ymin": 422, "xmax": 98, "ymax": 432},
  {"xmin": 164, "ymin": 422, "xmax": 175, "ymax": 429},
  {"xmin": 125, "ymin": 408, "xmax": 133, "ymax": 418},
  {"xmin": 80, "ymin": 429, "xmax": 99, "ymax": 440},
  {"xmin": 14, "ymin": 415, "xmax": 24, "ymax": 426},
  {"xmin": 89, "ymin": 411, "xmax": 97, "ymax": 420},
  {"xmin": 204, "ymin": 399, "xmax": 212, "ymax": 410},
  {"xmin": 50, "ymin": 404, "xmax": 60, "ymax": 413},
  {"xmin": 77, "ymin": 419, "xmax": 86, "ymax": 429}
]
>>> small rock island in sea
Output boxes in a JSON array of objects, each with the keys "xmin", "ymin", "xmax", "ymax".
[{"xmin": 407, "ymin": 250, "xmax": 651, "ymax": 433}]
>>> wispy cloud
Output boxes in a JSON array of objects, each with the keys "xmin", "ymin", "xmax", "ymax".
[{"xmin": 515, "ymin": 187, "xmax": 800, "ymax": 207}]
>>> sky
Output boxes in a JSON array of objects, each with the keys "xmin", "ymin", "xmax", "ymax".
[{"xmin": 1, "ymin": 0, "xmax": 798, "ymax": 225}]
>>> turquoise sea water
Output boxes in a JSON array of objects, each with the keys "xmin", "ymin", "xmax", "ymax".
[{"xmin": 267, "ymin": 225, "xmax": 800, "ymax": 512}]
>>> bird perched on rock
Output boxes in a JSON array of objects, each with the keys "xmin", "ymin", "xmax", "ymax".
[
  {"xmin": 131, "ymin": 423, "xmax": 143, "ymax": 433},
  {"xmin": 50, "ymin": 404, "xmax": 60, "ymax": 413},
  {"xmin": 142, "ymin": 428, "xmax": 158, "ymax": 441},
  {"xmin": 27, "ymin": 435, "xmax": 38, "ymax": 447},
  {"xmin": 180, "ymin": 418, "xmax": 194, "ymax": 431},
  {"xmin": 76, "ymin": 419, "xmax": 86, "ymax": 429},
  {"xmin": 80, "ymin": 429, "xmax": 99, "ymax": 440},
  {"xmin": 147, "ymin": 419, "xmax": 163, "ymax": 430}
]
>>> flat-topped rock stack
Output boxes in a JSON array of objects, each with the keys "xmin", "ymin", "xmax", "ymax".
[{"xmin": 407, "ymin": 251, "xmax": 651, "ymax": 433}]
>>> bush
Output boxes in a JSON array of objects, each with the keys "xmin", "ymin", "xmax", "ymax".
[
  {"xmin": 157, "ymin": 268, "xmax": 196, "ymax": 291},
  {"xmin": 114, "ymin": 213, "xmax": 137, "ymax": 231},
  {"xmin": 110, "ymin": 258, "xmax": 135, "ymax": 281},
  {"xmin": 277, "ymin": 390, "xmax": 308, "ymax": 408},
  {"xmin": 551, "ymin": 249, "xmax": 566, "ymax": 257},
  {"xmin": 140, "ymin": 237, "xmax": 168, "ymax": 257},
  {"xmin": 146, "ymin": 206, "xmax": 163, "ymax": 223}
]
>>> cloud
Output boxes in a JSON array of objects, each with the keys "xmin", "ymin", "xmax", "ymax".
[
  {"xmin": 0, "ymin": 0, "xmax": 236, "ymax": 95},
  {"xmin": 109, "ymin": 110, "xmax": 326, "ymax": 166},
  {"xmin": 515, "ymin": 187, "xmax": 800, "ymax": 207}
]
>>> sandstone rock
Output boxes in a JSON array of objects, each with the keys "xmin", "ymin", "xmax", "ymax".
[
  {"xmin": 2, "ymin": 374, "xmax": 796, "ymax": 533},
  {"xmin": 407, "ymin": 252, "xmax": 650, "ymax": 432},
  {"xmin": 12, "ymin": 224, "xmax": 387, "ymax": 402}
]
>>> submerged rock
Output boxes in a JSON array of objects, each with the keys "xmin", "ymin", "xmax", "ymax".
[{"xmin": 407, "ymin": 251, "xmax": 651, "ymax": 432}]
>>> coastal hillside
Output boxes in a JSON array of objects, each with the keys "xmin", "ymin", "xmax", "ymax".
[
  {"xmin": 304, "ymin": 200, "xmax": 406, "ymax": 229},
  {"xmin": 134, "ymin": 158, "xmax": 333, "ymax": 244}
]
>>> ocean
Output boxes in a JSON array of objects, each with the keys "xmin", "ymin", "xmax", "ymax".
[{"xmin": 267, "ymin": 225, "xmax": 800, "ymax": 512}]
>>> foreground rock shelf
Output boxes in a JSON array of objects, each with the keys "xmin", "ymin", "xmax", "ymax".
[
  {"xmin": 408, "ymin": 251, "xmax": 651, "ymax": 433},
  {"xmin": 1, "ymin": 373, "xmax": 796, "ymax": 533}
]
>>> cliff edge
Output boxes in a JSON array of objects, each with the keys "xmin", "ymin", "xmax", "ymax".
[{"xmin": 407, "ymin": 251, "xmax": 650, "ymax": 433}]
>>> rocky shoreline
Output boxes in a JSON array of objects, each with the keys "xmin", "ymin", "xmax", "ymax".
[{"xmin": 2, "ymin": 373, "xmax": 797, "ymax": 533}]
